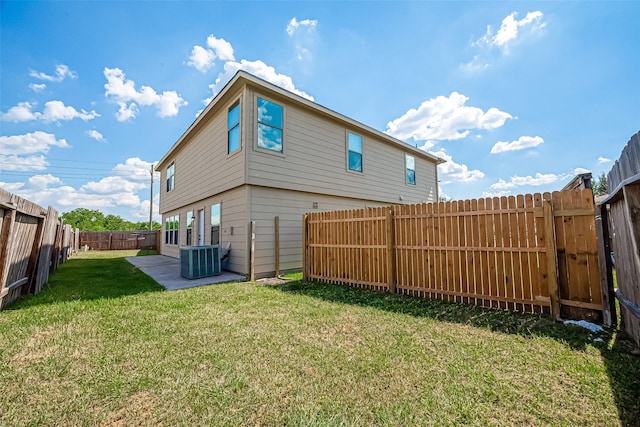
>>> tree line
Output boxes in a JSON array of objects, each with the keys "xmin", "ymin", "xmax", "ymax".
[{"xmin": 60, "ymin": 208, "xmax": 161, "ymax": 232}]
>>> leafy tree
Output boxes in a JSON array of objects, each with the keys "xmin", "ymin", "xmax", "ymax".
[
  {"xmin": 60, "ymin": 208, "xmax": 162, "ymax": 231},
  {"xmin": 60, "ymin": 208, "xmax": 106, "ymax": 231},
  {"xmin": 593, "ymin": 172, "xmax": 608, "ymax": 197}
]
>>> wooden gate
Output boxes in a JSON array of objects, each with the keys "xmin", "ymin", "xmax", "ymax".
[{"xmin": 599, "ymin": 131, "xmax": 640, "ymax": 345}]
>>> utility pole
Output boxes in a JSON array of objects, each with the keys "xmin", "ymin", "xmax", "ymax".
[{"xmin": 149, "ymin": 163, "xmax": 154, "ymax": 231}]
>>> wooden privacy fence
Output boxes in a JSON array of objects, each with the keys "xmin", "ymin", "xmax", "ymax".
[
  {"xmin": 79, "ymin": 230, "xmax": 160, "ymax": 251},
  {"xmin": 599, "ymin": 131, "xmax": 640, "ymax": 345},
  {"xmin": 0, "ymin": 188, "xmax": 77, "ymax": 309},
  {"xmin": 303, "ymin": 189, "xmax": 605, "ymax": 322}
]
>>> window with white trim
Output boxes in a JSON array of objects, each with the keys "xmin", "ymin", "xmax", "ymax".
[
  {"xmin": 165, "ymin": 215, "xmax": 179, "ymax": 245},
  {"xmin": 406, "ymin": 154, "xmax": 415, "ymax": 185},
  {"xmin": 186, "ymin": 211, "xmax": 193, "ymax": 246},
  {"xmin": 166, "ymin": 162, "xmax": 175, "ymax": 192},
  {"xmin": 347, "ymin": 132, "xmax": 363, "ymax": 172},
  {"xmin": 210, "ymin": 203, "xmax": 220, "ymax": 245},
  {"xmin": 257, "ymin": 97, "xmax": 283, "ymax": 153},
  {"xmin": 228, "ymin": 100, "xmax": 240, "ymax": 154}
]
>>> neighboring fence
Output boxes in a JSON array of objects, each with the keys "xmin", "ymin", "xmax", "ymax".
[
  {"xmin": 79, "ymin": 230, "xmax": 160, "ymax": 251},
  {"xmin": 0, "ymin": 188, "xmax": 77, "ymax": 309},
  {"xmin": 600, "ymin": 131, "xmax": 640, "ymax": 345},
  {"xmin": 303, "ymin": 189, "xmax": 604, "ymax": 322}
]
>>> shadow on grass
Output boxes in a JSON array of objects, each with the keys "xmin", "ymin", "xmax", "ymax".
[
  {"xmin": 271, "ymin": 280, "xmax": 640, "ymax": 426},
  {"xmin": 7, "ymin": 256, "xmax": 164, "ymax": 310}
]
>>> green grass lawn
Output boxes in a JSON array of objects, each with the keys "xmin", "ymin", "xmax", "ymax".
[{"xmin": 1, "ymin": 251, "xmax": 638, "ymax": 426}]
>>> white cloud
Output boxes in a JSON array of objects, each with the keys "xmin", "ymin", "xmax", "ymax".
[
  {"xmin": 207, "ymin": 59, "xmax": 314, "ymax": 104},
  {"xmin": 597, "ymin": 156, "xmax": 612, "ymax": 164},
  {"xmin": 8, "ymin": 157, "xmax": 159, "ymax": 216},
  {"xmin": 0, "ymin": 102, "xmax": 41, "ymax": 122},
  {"xmin": 86, "ymin": 130, "xmax": 106, "ymax": 142},
  {"xmin": 112, "ymin": 157, "xmax": 157, "ymax": 181},
  {"xmin": 463, "ymin": 11, "xmax": 546, "ymax": 72},
  {"xmin": 474, "ymin": 11, "xmax": 545, "ymax": 52},
  {"xmin": 0, "ymin": 131, "xmax": 69, "ymax": 155},
  {"xmin": 41, "ymin": 100, "xmax": 99, "ymax": 122},
  {"xmin": 491, "ymin": 135, "xmax": 543, "ymax": 153},
  {"xmin": 206, "ymin": 34, "xmax": 235, "ymax": 61},
  {"xmin": 386, "ymin": 92, "xmax": 512, "ymax": 143},
  {"xmin": 188, "ymin": 45, "xmax": 217, "ymax": 73},
  {"xmin": 0, "ymin": 155, "xmax": 48, "ymax": 171},
  {"xmin": 286, "ymin": 17, "xmax": 319, "ymax": 61},
  {"xmin": 286, "ymin": 17, "xmax": 318, "ymax": 36},
  {"xmin": 482, "ymin": 190, "xmax": 512, "ymax": 198},
  {"xmin": 132, "ymin": 193, "xmax": 161, "ymax": 222},
  {"xmin": 27, "ymin": 174, "xmax": 63, "ymax": 189},
  {"xmin": 429, "ymin": 149, "xmax": 485, "ymax": 184},
  {"xmin": 493, "ymin": 11, "xmax": 545, "ymax": 49},
  {"xmin": 103, "ymin": 67, "xmax": 187, "ymax": 121},
  {"xmin": 116, "ymin": 102, "xmax": 138, "ymax": 122},
  {"xmin": 29, "ymin": 64, "xmax": 78, "ymax": 82},
  {"xmin": 187, "ymin": 35, "xmax": 235, "ymax": 72},
  {"xmin": 80, "ymin": 176, "xmax": 147, "ymax": 195},
  {"xmin": 574, "ymin": 167, "xmax": 591, "ymax": 175},
  {"xmin": 0, "ymin": 181, "xmax": 26, "ymax": 192},
  {"xmin": 29, "ymin": 83, "xmax": 47, "ymax": 93},
  {"xmin": 1, "ymin": 101, "xmax": 98, "ymax": 122},
  {"xmin": 490, "ymin": 172, "xmax": 559, "ymax": 189}
]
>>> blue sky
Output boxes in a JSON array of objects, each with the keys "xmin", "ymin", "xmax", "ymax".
[{"xmin": 1, "ymin": 1, "xmax": 639, "ymax": 222}]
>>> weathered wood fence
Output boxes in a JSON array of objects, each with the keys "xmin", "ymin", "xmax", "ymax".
[
  {"xmin": 0, "ymin": 188, "xmax": 77, "ymax": 309},
  {"xmin": 303, "ymin": 189, "xmax": 605, "ymax": 322},
  {"xmin": 599, "ymin": 131, "xmax": 640, "ymax": 345},
  {"xmin": 79, "ymin": 230, "xmax": 160, "ymax": 251}
]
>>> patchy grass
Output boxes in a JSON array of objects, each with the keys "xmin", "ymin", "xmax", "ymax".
[{"xmin": 1, "ymin": 251, "xmax": 638, "ymax": 426}]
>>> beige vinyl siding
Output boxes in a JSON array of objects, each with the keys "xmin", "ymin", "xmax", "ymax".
[
  {"xmin": 249, "ymin": 186, "xmax": 389, "ymax": 278},
  {"xmin": 159, "ymin": 186, "xmax": 249, "ymax": 275},
  {"xmin": 245, "ymin": 87, "xmax": 438, "ymax": 205},
  {"xmin": 159, "ymin": 87, "xmax": 246, "ymax": 214}
]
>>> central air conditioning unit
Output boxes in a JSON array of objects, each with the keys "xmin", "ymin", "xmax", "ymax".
[{"xmin": 180, "ymin": 245, "xmax": 221, "ymax": 279}]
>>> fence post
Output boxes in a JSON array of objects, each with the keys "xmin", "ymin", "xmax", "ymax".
[
  {"xmin": 386, "ymin": 208, "xmax": 396, "ymax": 293},
  {"xmin": 24, "ymin": 217, "xmax": 46, "ymax": 296},
  {"xmin": 250, "ymin": 221, "xmax": 256, "ymax": 282},
  {"xmin": 302, "ymin": 214, "xmax": 308, "ymax": 281},
  {"xmin": 275, "ymin": 216, "xmax": 279, "ymax": 277},
  {"xmin": 543, "ymin": 200, "xmax": 561, "ymax": 319},
  {"xmin": 595, "ymin": 203, "xmax": 616, "ymax": 326}
]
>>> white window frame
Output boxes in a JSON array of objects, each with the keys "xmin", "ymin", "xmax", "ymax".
[
  {"xmin": 256, "ymin": 96, "xmax": 285, "ymax": 155},
  {"xmin": 166, "ymin": 162, "xmax": 175, "ymax": 192}
]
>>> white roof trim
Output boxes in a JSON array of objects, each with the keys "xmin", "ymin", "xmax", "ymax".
[{"xmin": 156, "ymin": 70, "xmax": 445, "ymax": 170}]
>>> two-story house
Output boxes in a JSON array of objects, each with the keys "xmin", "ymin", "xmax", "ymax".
[{"xmin": 156, "ymin": 71, "xmax": 444, "ymax": 278}]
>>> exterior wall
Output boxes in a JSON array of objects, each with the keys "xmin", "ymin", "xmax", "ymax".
[
  {"xmin": 244, "ymin": 85, "xmax": 438, "ymax": 205},
  {"xmin": 158, "ymin": 85, "xmax": 246, "ymax": 214},
  {"xmin": 160, "ymin": 185, "xmax": 249, "ymax": 275},
  {"xmin": 249, "ymin": 186, "xmax": 389, "ymax": 278}
]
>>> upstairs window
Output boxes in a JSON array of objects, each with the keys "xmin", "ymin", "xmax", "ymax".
[
  {"xmin": 186, "ymin": 211, "xmax": 193, "ymax": 246},
  {"xmin": 406, "ymin": 154, "xmax": 416, "ymax": 185},
  {"xmin": 228, "ymin": 100, "xmax": 240, "ymax": 154},
  {"xmin": 257, "ymin": 97, "xmax": 283, "ymax": 153},
  {"xmin": 165, "ymin": 215, "xmax": 179, "ymax": 245},
  {"xmin": 211, "ymin": 203, "xmax": 221, "ymax": 245},
  {"xmin": 347, "ymin": 132, "xmax": 363, "ymax": 172},
  {"xmin": 166, "ymin": 162, "xmax": 175, "ymax": 192}
]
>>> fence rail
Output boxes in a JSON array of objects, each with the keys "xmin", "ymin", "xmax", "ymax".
[
  {"xmin": 79, "ymin": 230, "xmax": 160, "ymax": 251},
  {"xmin": 304, "ymin": 189, "xmax": 604, "ymax": 322},
  {"xmin": 0, "ymin": 188, "xmax": 77, "ymax": 309}
]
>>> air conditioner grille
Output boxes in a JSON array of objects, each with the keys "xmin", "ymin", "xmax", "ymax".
[{"xmin": 180, "ymin": 245, "xmax": 221, "ymax": 279}]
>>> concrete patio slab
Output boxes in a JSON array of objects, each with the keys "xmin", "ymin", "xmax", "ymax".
[{"xmin": 126, "ymin": 255, "xmax": 246, "ymax": 291}]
